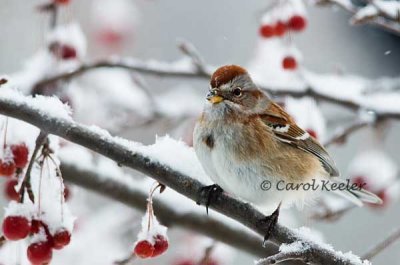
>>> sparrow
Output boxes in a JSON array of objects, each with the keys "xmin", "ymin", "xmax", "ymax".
[{"xmin": 193, "ymin": 65, "xmax": 382, "ymax": 242}]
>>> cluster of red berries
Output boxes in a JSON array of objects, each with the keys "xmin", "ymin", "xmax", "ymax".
[
  {"xmin": 352, "ymin": 176, "xmax": 388, "ymax": 208},
  {"xmin": 259, "ymin": 13, "xmax": 307, "ymax": 72},
  {"xmin": 49, "ymin": 42, "xmax": 77, "ymax": 60},
  {"xmin": 1, "ymin": 143, "xmax": 29, "ymax": 202},
  {"xmin": 134, "ymin": 234, "xmax": 169, "ymax": 259},
  {"xmin": 133, "ymin": 184, "xmax": 169, "ymax": 259},
  {"xmin": 2, "ymin": 216, "xmax": 71, "ymax": 264},
  {"xmin": 259, "ymin": 15, "xmax": 307, "ymax": 39},
  {"xmin": 0, "ymin": 143, "xmax": 29, "ymax": 178}
]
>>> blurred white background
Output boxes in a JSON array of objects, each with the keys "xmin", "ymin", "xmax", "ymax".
[{"xmin": 0, "ymin": 1, "xmax": 399, "ymax": 264}]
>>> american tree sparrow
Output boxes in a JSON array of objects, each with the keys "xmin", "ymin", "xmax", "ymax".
[{"xmin": 193, "ymin": 65, "xmax": 381, "ymax": 242}]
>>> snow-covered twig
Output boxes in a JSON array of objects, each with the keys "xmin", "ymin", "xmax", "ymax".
[
  {"xmin": 0, "ymin": 89, "xmax": 371, "ymax": 265},
  {"xmin": 362, "ymin": 226, "xmax": 400, "ymax": 261},
  {"xmin": 60, "ymin": 162, "xmax": 273, "ymax": 258},
  {"xmin": 31, "ymin": 56, "xmax": 400, "ymax": 122},
  {"xmin": 178, "ymin": 39, "xmax": 209, "ymax": 75},
  {"xmin": 313, "ymin": 0, "xmax": 400, "ymax": 36}
]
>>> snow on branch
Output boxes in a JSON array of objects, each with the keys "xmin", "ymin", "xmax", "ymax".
[
  {"xmin": 0, "ymin": 86, "xmax": 371, "ymax": 265},
  {"xmin": 313, "ymin": 0, "xmax": 400, "ymax": 36}
]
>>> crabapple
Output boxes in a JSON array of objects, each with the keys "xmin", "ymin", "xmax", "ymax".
[{"xmin": 2, "ymin": 216, "xmax": 31, "ymax": 240}]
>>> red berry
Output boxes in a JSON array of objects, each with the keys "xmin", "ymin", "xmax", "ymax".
[
  {"xmin": 282, "ymin": 56, "xmax": 297, "ymax": 70},
  {"xmin": 151, "ymin": 235, "xmax": 168, "ymax": 257},
  {"xmin": 49, "ymin": 42, "xmax": 77, "ymax": 60},
  {"xmin": 27, "ymin": 241, "xmax": 53, "ymax": 265},
  {"xmin": 54, "ymin": 0, "xmax": 70, "ymax": 5},
  {"xmin": 134, "ymin": 240, "xmax": 155, "ymax": 259},
  {"xmin": 274, "ymin": 21, "xmax": 286, "ymax": 37},
  {"xmin": 2, "ymin": 216, "xmax": 31, "ymax": 240},
  {"xmin": 259, "ymin": 24, "xmax": 275, "ymax": 38},
  {"xmin": 53, "ymin": 229, "xmax": 71, "ymax": 249},
  {"xmin": 64, "ymin": 185, "xmax": 71, "ymax": 201},
  {"xmin": 352, "ymin": 176, "xmax": 368, "ymax": 190},
  {"xmin": 60, "ymin": 45, "xmax": 77, "ymax": 60},
  {"xmin": 11, "ymin": 144, "xmax": 29, "ymax": 168},
  {"xmin": 0, "ymin": 160, "xmax": 16, "ymax": 177},
  {"xmin": 5, "ymin": 179, "xmax": 19, "ymax": 201},
  {"xmin": 306, "ymin": 129, "xmax": 318, "ymax": 139},
  {"xmin": 287, "ymin": 15, "xmax": 307, "ymax": 31}
]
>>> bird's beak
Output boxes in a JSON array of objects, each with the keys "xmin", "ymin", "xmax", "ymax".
[{"xmin": 206, "ymin": 90, "xmax": 224, "ymax": 104}]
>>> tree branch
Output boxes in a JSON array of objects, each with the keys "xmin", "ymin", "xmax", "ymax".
[
  {"xmin": 0, "ymin": 91, "xmax": 371, "ymax": 265},
  {"xmin": 31, "ymin": 57, "xmax": 400, "ymax": 121},
  {"xmin": 313, "ymin": 0, "xmax": 400, "ymax": 36}
]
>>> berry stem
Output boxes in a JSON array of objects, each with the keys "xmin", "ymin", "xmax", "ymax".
[
  {"xmin": 146, "ymin": 183, "xmax": 164, "ymax": 231},
  {"xmin": 19, "ymin": 131, "xmax": 48, "ymax": 203},
  {"xmin": 2, "ymin": 117, "xmax": 8, "ymax": 149},
  {"xmin": 47, "ymin": 154, "xmax": 65, "ymax": 222},
  {"xmin": 38, "ymin": 160, "xmax": 45, "ymax": 214}
]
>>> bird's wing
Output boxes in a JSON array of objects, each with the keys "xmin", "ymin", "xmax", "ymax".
[{"xmin": 258, "ymin": 102, "xmax": 339, "ymax": 177}]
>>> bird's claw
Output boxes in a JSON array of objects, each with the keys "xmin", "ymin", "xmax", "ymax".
[
  {"xmin": 196, "ymin": 184, "xmax": 223, "ymax": 215},
  {"xmin": 257, "ymin": 203, "xmax": 281, "ymax": 247}
]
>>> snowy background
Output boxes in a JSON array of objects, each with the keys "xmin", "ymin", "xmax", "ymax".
[{"xmin": 0, "ymin": 0, "xmax": 400, "ymax": 264}]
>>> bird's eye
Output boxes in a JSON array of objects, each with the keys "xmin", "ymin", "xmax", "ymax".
[{"xmin": 233, "ymin": 87, "xmax": 242, "ymax": 97}]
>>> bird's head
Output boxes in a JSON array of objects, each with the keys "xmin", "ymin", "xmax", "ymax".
[{"xmin": 207, "ymin": 65, "xmax": 267, "ymax": 111}]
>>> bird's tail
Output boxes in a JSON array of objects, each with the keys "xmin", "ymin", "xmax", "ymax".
[{"xmin": 329, "ymin": 178, "xmax": 383, "ymax": 206}]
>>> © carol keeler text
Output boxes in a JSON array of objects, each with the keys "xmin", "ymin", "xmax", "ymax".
[{"xmin": 260, "ymin": 179, "xmax": 367, "ymax": 192}]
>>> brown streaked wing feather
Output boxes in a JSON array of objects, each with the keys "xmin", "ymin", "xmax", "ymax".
[{"xmin": 260, "ymin": 102, "xmax": 339, "ymax": 177}]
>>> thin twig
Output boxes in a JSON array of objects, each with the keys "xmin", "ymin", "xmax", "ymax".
[
  {"xmin": 310, "ymin": 204, "xmax": 356, "ymax": 222},
  {"xmin": 362, "ymin": 226, "xmax": 400, "ymax": 261},
  {"xmin": 198, "ymin": 243, "xmax": 216, "ymax": 265},
  {"xmin": 19, "ymin": 131, "xmax": 48, "ymax": 203},
  {"xmin": 324, "ymin": 119, "xmax": 372, "ymax": 147},
  {"xmin": 178, "ymin": 39, "xmax": 208, "ymax": 74}
]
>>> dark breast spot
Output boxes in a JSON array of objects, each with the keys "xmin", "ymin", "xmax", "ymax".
[{"xmin": 203, "ymin": 134, "xmax": 214, "ymax": 149}]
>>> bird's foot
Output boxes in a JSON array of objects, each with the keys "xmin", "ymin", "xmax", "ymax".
[
  {"xmin": 196, "ymin": 184, "xmax": 223, "ymax": 215},
  {"xmin": 257, "ymin": 203, "xmax": 281, "ymax": 247}
]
